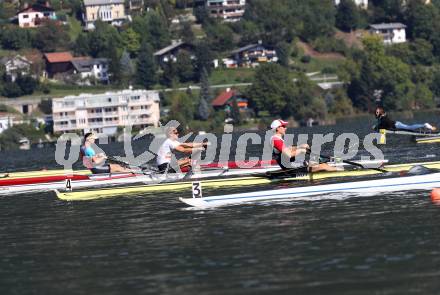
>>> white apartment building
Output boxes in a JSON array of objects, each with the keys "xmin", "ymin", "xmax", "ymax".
[
  {"xmin": 83, "ymin": 0, "xmax": 127, "ymax": 30},
  {"xmin": 206, "ymin": 0, "xmax": 246, "ymax": 22},
  {"xmin": 335, "ymin": 0, "xmax": 368, "ymax": 9},
  {"xmin": 369, "ymin": 23, "xmax": 407, "ymax": 44},
  {"xmin": 52, "ymin": 89, "xmax": 160, "ymax": 135}
]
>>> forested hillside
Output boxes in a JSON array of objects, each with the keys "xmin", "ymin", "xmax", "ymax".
[{"xmin": 1, "ymin": 0, "xmax": 440, "ymax": 129}]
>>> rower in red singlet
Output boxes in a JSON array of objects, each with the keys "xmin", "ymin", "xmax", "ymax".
[{"xmin": 270, "ymin": 119, "xmax": 337, "ymax": 172}]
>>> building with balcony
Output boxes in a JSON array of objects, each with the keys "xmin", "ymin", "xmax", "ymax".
[
  {"xmin": 369, "ymin": 23, "xmax": 407, "ymax": 45},
  {"xmin": 17, "ymin": 2, "xmax": 57, "ymax": 28},
  {"xmin": 52, "ymin": 89, "xmax": 160, "ymax": 135},
  {"xmin": 71, "ymin": 57, "xmax": 109, "ymax": 84},
  {"xmin": 223, "ymin": 42, "xmax": 278, "ymax": 68},
  {"xmin": 83, "ymin": 0, "xmax": 127, "ymax": 30},
  {"xmin": 154, "ymin": 41, "xmax": 195, "ymax": 69},
  {"xmin": 0, "ymin": 55, "xmax": 32, "ymax": 82},
  {"xmin": 206, "ymin": 0, "xmax": 246, "ymax": 22}
]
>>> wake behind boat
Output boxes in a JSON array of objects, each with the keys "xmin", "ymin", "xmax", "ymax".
[{"xmin": 180, "ymin": 167, "xmax": 440, "ymax": 209}]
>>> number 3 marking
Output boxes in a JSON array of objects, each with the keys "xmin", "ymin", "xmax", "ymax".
[{"xmin": 192, "ymin": 182, "xmax": 202, "ymax": 198}]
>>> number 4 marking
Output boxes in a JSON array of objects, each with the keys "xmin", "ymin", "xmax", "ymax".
[
  {"xmin": 192, "ymin": 182, "xmax": 202, "ymax": 198},
  {"xmin": 65, "ymin": 179, "xmax": 72, "ymax": 191}
]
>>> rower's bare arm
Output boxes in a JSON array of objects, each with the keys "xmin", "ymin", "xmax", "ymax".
[
  {"xmin": 289, "ymin": 146, "xmax": 308, "ymax": 157},
  {"xmin": 174, "ymin": 145, "xmax": 204, "ymax": 153},
  {"xmin": 92, "ymin": 155, "xmax": 106, "ymax": 164},
  {"xmin": 180, "ymin": 142, "xmax": 206, "ymax": 148}
]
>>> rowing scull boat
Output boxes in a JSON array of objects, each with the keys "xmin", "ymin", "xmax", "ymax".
[
  {"xmin": 180, "ymin": 171, "xmax": 440, "ymax": 209},
  {"xmin": 55, "ymin": 160, "xmax": 440, "ymax": 201},
  {"xmin": 0, "ymin": 159, "xmax": 385, "ymax": 196}
]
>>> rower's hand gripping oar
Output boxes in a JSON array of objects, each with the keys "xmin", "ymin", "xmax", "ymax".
[{"xmin": 306, "ymin": 148, "xmax": 388, "ymax": 173}]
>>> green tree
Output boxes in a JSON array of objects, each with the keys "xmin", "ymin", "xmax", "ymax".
[
  {"xmin": 88, "ymin": 21, "xmax": 122, "ymax": 58},
  {"xmin": 169, "ymin": 91, "xmax": 195, "ymax": 128},
  {"xmin": 120, "ymin": 50, "xmax": 134, "ymax": 86},
  {"xmin": 194, "ymin": 41, "xmax": 214, "ymax": 80},
  {"xmin": 348, "ymin": 35, "xmax": 414, "ymax": 110},
  {"xmin": 108, "ymin": 38, "xmax": 121, "ymax": 84},
  {"xmin": 73, "ymin": 33, "xmax": 90, "ymax": 56},
  {"xmin": 0, "ymin": 26, "xmax": 32, "ymax": 50},
  {"xmin": 328, "ymin": 88, "xmax": 354, "ymax": 116},
  {"xmin": 161, "ymin": 62, "xmax": 177, "ymax": 87},
  {"xmin": 298, "ymin": 0, "xmax": 335, "ymax": 41},
  {"xmin": 206, "ymin": 23, "xmax": 235, "ymax": 52},
  {"xmin": 230, "ymin": 98, "xmax": 242, "ymax": 124},
  {"xmin": 136, "ymin": 41, "xmax": 157, "ymax": 88},
  {"xmin": 235, "ymin": 20, "xmax": 260, "ymax": 46},
  {"xmin": 175, "ymin": 51, "xmax": 195, "ymax": 83},
  {"xmin": 197, "ymin": 68, "xmax": 212, "ymax": 120},
  {"xmin": 121, "ymin": 27, "xmax": 141, "ymax": 57},
  {"xmin": 197, "ymin": 97, "xmax": 210, "ymax": 121},
  {"xmin": 33, "ymin": 20, "xmax": 70, "ymax": 52},
  {"xmin": 404, "ymin": 1, "xmax": 439, "ymax": 40},
  {"xmin": 132, "ymin": 11, "xmax": 170, "ymax": 50},
  {"xmin": 146, "ymin": 12, "xmax": 171, "ymax": 50},
  {"xmin": 370, "ymin": 0, "xmax": 404, "ymax": 23},
  {"xmin": 413, "ymin": 83, "xmax": 434, "ymax": 109},
  {"xmin": 276, "ymin": 41, "xmax": 291, "ymax": 67},
  {"xmin": 16, "ymin": 74, "xmax": 38, "ymax": 95},
  {"xmin": 193, "ymin": 5, "xmax": 210, "ymax": 25},
  {"xmin": 430, "ymin": 67, "xmax": 440, "ymax": 97},
  {"xmin": 0, "ymin": 1, "xmax": 18, "ymax": 21},
  {"xmin": 247, "ymin": 63, "xmax": 294, "ymax": 117},
  {"xmin": 336, "ymin": 0, "xmax": 360, "ymax": 32},
  {"xmin": 180, "ymin": 21, "xmax": 195, "ymax": 44},
  {"xmin": 2, "ymin": 82, "xmax": 22, "ymax": 98},
  {"xmin": 287, "ymin": 73, "xmax": 320, "ymax": 120},
  {"xmin": 411, "ymin": 38, "xmax": 434, "ymax": 65},
  {"xmin": 0, "ymin": 124, "xmax": 44, "ymax": 150}
]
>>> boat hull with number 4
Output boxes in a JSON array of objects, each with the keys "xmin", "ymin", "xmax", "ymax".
[{"xmin": 54, "ymin": 160, "xmax": 440, "ymax": 201}]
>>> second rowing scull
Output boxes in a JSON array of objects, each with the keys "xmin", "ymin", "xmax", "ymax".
[{"xmin": 54, "ymin": 160, "xmax": 440, "ymax": 201}]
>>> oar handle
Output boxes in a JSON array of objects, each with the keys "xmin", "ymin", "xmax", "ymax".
[{"xmin": 306, "ymin": 148, "xmax": 388, "ymax": 173}]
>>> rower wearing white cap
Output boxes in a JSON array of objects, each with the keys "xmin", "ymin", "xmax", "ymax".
[
  {"xmin": 80, "ymin": 132, "xmax": 131, "ymax": 174},
  {"xmin": 270, "ymin": 119, "xmax": 337, "ymax": 172},
  {"xmin": 156, "ymin": 127, "xmax": 208, "ymax": 173}
]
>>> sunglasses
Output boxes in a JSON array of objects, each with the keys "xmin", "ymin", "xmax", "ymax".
[{"xmin": 172, "ymin": 130, "xmax": 179, "ymax": 134}]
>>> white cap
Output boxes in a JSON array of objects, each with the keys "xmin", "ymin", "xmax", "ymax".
[{"xmin": 270, "ymin": 119, "xmax": 288, "ymax": 130}]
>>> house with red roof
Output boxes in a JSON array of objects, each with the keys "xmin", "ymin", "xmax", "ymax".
[
  {"xmin": 211, "ymin": 88, "xmax": 249, "ymax": 111},
  {"xmin": 17, "ymin": 2, "xmax": 56, "ymax": 28},
  {"xmin": 43, "ymin": 52, "xmax": 73, "ymax": 79}
]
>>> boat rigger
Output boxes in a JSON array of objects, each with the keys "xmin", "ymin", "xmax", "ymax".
[
  {"xmin": 54, "ymin": 160, "xmax": 440, "ymax": 202},
  {"xmin": 180, "ymin": 170, "xmax": 440, "ymax": 209}
]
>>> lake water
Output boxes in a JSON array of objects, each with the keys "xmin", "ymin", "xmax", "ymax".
[{"xmin": 1, "ymin": 113, "xmax": 440, "ymax": 294}]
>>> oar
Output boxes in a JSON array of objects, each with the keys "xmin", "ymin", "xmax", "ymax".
[
  {"xmin": 306, "ymin": 149, "xmax": 388, "ymax": 173},
  {"xmin": 107, "ymin": 156, "xmax": 157, "ymax": 174}
]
